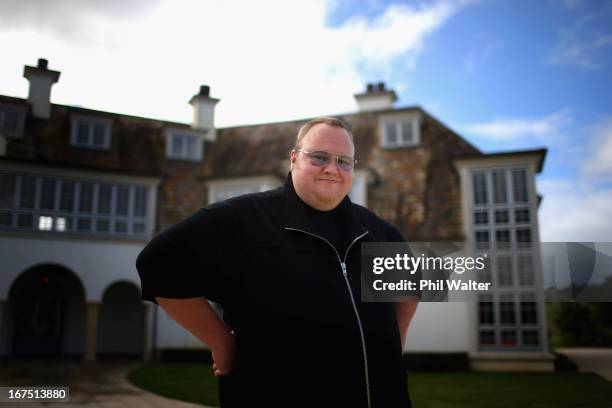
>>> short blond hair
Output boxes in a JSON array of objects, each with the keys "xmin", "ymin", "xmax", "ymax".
[{"xmin": 294, "ymin": 117, "xmax": 354, "ymax": 148}]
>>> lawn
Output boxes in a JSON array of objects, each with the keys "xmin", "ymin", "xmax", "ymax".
[{"xmin": 128, "ymin": 363, "xmax": 612, "ymax": 407}]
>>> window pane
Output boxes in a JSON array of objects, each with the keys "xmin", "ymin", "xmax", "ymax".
[
  {"xmin": 115, "ymin": 220, "xmax": 127, "ymax": 233},
  {"xmin": 496, "ymin": 230, "xmax": 511, "ymax": 250},
  {"xmin": 133, "ymin": 222, "xmax": 145, "ymax": 234},
  {"xmin": 186, "ymin": 135, "xmax": 198, "ymax": 159},
  {"xmin": 1, "ymin": 109, "xmax": 20, "ymax": 137},
  {"xmin": 500, "ymin": 330, "xmax": 517, "ymax": 347},
  {"xmin": 79, "ymin": 183, "xmax": 94, "ymax": 213},
  {"xmin": 77, "ymin": 122, "xmax": 90, "ymax": 144},
  {"xmin": 479, "ymin": 330, "xmax": 496, "ymax": 346},
  {"xmin": 515, "ymin": 208, "xmax": 530, "ymax": 223},
  {"xmin": 499, "ymin": 294, "xmax": 515, "ymax": 324},
  {"xmin": 401, "ymin": 121, "xmax": 413, "ymax": 144},
  {"xmin": 512, "ymin": 169, "xmax": 528, "ymax": 203},
  {"xmin": 172, "ymin": 134, "xmax": 184, "ymax": 156},
  {"xmin": 96, "ymin": 219, "xmax": 110, "ymax": 233},
  {"xmin": 522, "ymin": 329, "xmax": 539, "ymax": 346},
  {"xmin": 474, "ymin": 211, "xmax": 488, "ymax": 225},
  {"xmin": 39, "ymin": 178, "xmax": 56, "ymax": 210},
  {"xmin": 92, "ymin": 123, "xmax": 106, "ymax": 146},
  {"xmin": 518, "ymin": 255, "xmax": 534, "ymax": 286},
  {"xmin": 0, "ymin": 211, "xmax": 12, "ymax": 226},
  {"xmin": 134, "ymin": 187, "xmax": 146, "ymax": 216},
  {"xmin": 472, "ymin": 172, "xmax": 487, "ymax": 205},
  {"xmin": 38, "ymin": 215, "xmax": 53, "ymax": 231},
  {"xmin": 496, "ymin": 256, "xmax": 513, "ymax": 287},
  {"xmin": 116, "ymin": 186, "xmax": 129, "ymax": 215},
  {"xmin": 494, "ymin": 210, "xmax": 509, "ymax": 224},
  {"xmin": 17, "ymin": 213, "xmax": 33, "ymax": 227},
  {"xmin": 516, "ymin": 228, "xmax": 532, "ymax": 249},
  {"xmin": 19, "ymin": 175, "xmax": 36, "ymax": 209},
  {"xmin": 492, "ymin": 170, "xmax": 507, "ymax": 204},
  {"xmin": 476, "ymin": 230, "xmax": 490, "ymax": 250},
  {"xmin": 97, "ymin": 184, "xmax": 112, "ymax": 214},
  {"xmin": 0, "ymin": 174, "xmax": 16, "ymax": 208},
  {"xmin": 60, "ymin": 180, "xmax": 75, "ymax": 212},
  {"xmin": 77, "ymin": 218, "xmax": 92, "ymax": 232},
  {"xmin": 55, "ymin": 216, "xmax": 69, "ymax": 232},
  {"xmin": 520, "ymin": 293, "xmax": 538, "ymax": 324},
  {"xmin": 478, "ymin": 294, "xmax": 495, "ymax": 324},
  {"xmin": 385, "ymin": 123, "xmax": 397, "ymax": 144}
]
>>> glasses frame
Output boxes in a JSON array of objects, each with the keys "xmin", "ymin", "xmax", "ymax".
[{"xmin": 294, "ymin": 148, "xmax": 357, "ymax": 172}]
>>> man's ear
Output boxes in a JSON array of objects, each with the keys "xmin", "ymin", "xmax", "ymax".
[{"xmin": 290, "ymin": 150, "xmax": 297, "ymax": 171}]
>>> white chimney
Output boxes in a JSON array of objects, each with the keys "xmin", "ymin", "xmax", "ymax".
[
  {"xmin": 354, "ymin": 82, "xmax": 397, "ymax": 112},
  {"xmin": 23, "ymin": 58, "xmax": 60, "ymax": 119},
  {"xmin": 189, "ymin": 85, "xmax": 219, "ymax": 142}
]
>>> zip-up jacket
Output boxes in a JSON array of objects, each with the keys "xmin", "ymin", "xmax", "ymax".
[{"xmin": 136, "ymin": 174, "xmax": 412, "ymax": 407}]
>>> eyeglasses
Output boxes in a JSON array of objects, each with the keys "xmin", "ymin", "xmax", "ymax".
[{"xmin": 295, "ymin": 148, "xmax": 357, "ymax": 172}]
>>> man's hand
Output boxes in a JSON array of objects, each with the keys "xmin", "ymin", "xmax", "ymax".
[{"xmin": 212, "ymin": 331, "xmax": 239, "ymax": 376}]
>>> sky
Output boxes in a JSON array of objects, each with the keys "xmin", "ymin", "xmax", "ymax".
[{"xmin": 0, "ymin": 0, "xmax": 611, "ymax": 242}]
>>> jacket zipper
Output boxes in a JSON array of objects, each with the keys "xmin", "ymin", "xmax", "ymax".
[{"xmin": 285, "ymin": 227, "xmax": 371, "ymax": 408}]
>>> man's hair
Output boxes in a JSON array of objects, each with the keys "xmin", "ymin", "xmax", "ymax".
[{"xmin": 294, "ymin": 117, "xmax": 354, "ymax": 148}]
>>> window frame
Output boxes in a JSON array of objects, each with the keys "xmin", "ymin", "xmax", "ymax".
[
  {"xmin": 70, "ymin": 115, "xmax": 112, "ymax": 150},
  {"xmin": 166, "ymin": 128, "xmax": 204, "ymax": 162},
  {"xmin": 379, "ymin": 113, "xmax": 421, "ymax": 149}
]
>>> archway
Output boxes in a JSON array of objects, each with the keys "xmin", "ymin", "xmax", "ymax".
[
  {"xmin": 8, "ymin": 264, "xmax": 85, "ymax": 357},
  {"xmin": 97, "ymin": 281, "xmax": 144, "ymax": 357}
]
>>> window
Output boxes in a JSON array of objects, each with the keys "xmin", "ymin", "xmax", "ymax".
[
  {"xmin": 0, "ymin": 105, "xmax": 25, "ymax": 139},
  {"xmin": 518, "ymin": 255, "xmax": 534, "ymax": 286},
  {"xmin": 515, "ymin": 208, "xmax": 530, "ymax": 223},
  {"xmin": 478, "ymin": 294, "xmax": 495, "ymax": 324},
  {"xmin": 479, "ymin": 330, "xmax": 496, "ymax": 346},
  {"xmin": 476, "ymin": 230, "xmax": 490, "ymax": 250},
  {"xmin": 495, "ymin": 229, "xmax": 511, "ymax": 250},
  {"xmin": 520, "ymin": 293, "xmax": 538, "ymax": 324},
  {"xmin": 472, "ymin": 172, "xmax": 487, "ymax": 205},
  {"xmin": 167, "ymin": 130, "xmax": 203, "ymax": 161},
  {"xmin": 516, "ymin": 228, "xmax": 532, "ymax": 249},
  {"xmin": 496, "ymin": 256, "xmax": 513, "ymax": 287},
  {"xmin": 492, "ymin": 170, "xmax": 507, "ymax": 204},
  {"xmin": 70, "ymin": 116, "xmax": 112, "ymax": 149},
  {"xmin": 381, "ymin": 118, "xmax": 420, "ymax": 148},
  {"xmin": 0, "ymin": 172, "xmax": 149, "ymax": 237},
  {"xmin": 499, "ymin": 294, "xmax": 516, "ymax": 324},
  {"xmin": 522, "ymin": 330, "xmax": 539, "ymax": 346},
  {"xmin": 474, "ymin": 211, "xmax": 488, "ymax": 225},
  {"xmin": 494, "ymin": 210, "xmax": 509, "ymax": 224},
  {"xmin": 512, "ymin": 168, "xmax": 529, "ymax": 203}
]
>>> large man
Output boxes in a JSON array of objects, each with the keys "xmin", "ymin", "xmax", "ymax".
[{"xmin": 136, "ymin": 117, "xmax": 418, "ymax": 407}]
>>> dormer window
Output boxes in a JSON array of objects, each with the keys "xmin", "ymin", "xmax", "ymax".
[
  {"xmin": 0, "ymin": 104, "xmax": 26, "ymax": 139},
  {"xmin": 166, "ymin": 129, "xmax": 203, "ymax": 161},
  {"xmin": 380, "ymin": 114, "xmax": 420, "ymax": 148},
  {"xmin": 70, "ymin": 115, "xmax": 112, "ymax": 149}
]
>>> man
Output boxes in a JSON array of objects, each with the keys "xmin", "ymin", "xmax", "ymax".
[{"xmin": 136, "ymin": 117, "xmax": 418, "ymax": 407}]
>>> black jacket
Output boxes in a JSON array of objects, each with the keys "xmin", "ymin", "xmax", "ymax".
[{"xmin": 136, "ymin": 175, "xmax": 412, "ymax": 407}]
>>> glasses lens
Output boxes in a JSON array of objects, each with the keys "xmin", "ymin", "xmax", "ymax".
[
  {"xmin": 337, "ymin": 156, "xmax": 353, "ymax": 171},
  {"xmin": 309, "ymin": 151, "xmax": 331, "ymax": 167}
]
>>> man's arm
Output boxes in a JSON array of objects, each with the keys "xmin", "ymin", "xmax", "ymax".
[
  {"xmin": 396, "ymin": 299, "xmax": 419, "ymax": 351},
  {"xmin": 156, "ymin": 297, "xmax": 237, "ymax": 375}
]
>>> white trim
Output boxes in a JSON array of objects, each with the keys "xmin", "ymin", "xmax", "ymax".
[{"xmin": 70, "ymin": 114, "xmax": 112, "ymax": 150}]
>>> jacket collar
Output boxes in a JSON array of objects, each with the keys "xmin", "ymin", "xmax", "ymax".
[{"xmin": 283, "ymin": 172, "xmax": 368, "ymax": 242}]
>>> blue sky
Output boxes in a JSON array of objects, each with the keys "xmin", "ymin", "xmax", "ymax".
[{"xmin": 0, "ymin": 0, "xmax": 611, "ymax": 241}]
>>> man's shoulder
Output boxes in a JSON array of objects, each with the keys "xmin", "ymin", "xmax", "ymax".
[{"xmin": 350, "ymin": 202, "xmax": 405, "ymax": 242}]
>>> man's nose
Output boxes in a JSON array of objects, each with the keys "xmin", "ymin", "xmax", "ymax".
[{"xmin": 322, "ymin": 157, "xmax": 340, "ymax": 173}]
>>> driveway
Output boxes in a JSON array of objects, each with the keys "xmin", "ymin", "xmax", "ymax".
[
  {"xmin": 0, "ymin": 359, "xmax": 210, "ymax": 407},
  {"xmin": 556, "ymin": 348, "xmax": 612, "ymax": 381}
]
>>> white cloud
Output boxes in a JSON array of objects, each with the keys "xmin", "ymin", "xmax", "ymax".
[
  {"xmin": 582, "ymin": 117, "xmax": 612, "ymax": 178},
  {"xmin": 0, "ymin": 0, "xmax": 473, "ymax": 127},
  {"xmin": 539, "ymin": 179, "xmax": 612, "ymax": 242},
  {"xmin": 547, "ymin": 6, "xmax": 612, "ymax": 70},
  {"xmin": 461, "ymin": 109, "xmax": 572, "ymax": 141}
]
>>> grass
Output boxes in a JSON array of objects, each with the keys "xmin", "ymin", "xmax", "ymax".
[{"xmin": 128, "ymin": 363, "xmax": 612, "ymax": 408}]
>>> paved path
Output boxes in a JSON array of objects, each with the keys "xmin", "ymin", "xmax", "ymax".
[
  {"xmin": 556, "ymin": 348, "xmax": 612, "ymax": 381},
  {"xmin": 0, "ymin": 360, "xmax": 212, "ymax": 407}
]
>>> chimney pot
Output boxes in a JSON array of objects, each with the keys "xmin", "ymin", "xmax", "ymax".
[
  {"xmin": 199, "ymin": 85, "xmax": 210, "ymax": 97},
  {"xmin": 38, "ymin": 58, "xmax": 48, "ymax": 69},
  {"xmin": 366, "ymin": 83, "xmax": 374, "ymax": 93},
  {"xmin": 377, "ymin": 82, "xmax": 385, "ymax": 92}
]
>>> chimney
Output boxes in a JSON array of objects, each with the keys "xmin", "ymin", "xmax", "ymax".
[
  {"xmin": 353, "ymin": 81, "xmax": 397, "ymax": 112},
  {"xmin": 23, "ymin": 58, "xmax": 61, "ymax": 119},
  {"xmin": 189, "ymin": 85, "xmax": 220, "ymax": 141}
]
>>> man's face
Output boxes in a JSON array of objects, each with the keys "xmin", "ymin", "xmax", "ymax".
[{"xmin": 290, "ymin": 123, "xmax": 354, "ymax": 211}]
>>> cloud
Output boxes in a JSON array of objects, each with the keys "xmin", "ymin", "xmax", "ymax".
[
  {"xmin": 547, "ymin": 5, "xmax": 612, "ymax": 70},
  {"xmin": 463, "ymin": 38, "xmax": 503, "ymax": 74},
  {"xmin": 0, "ymin": 0, "xmax": 474, "ymax": 127},
  {"xmin": 582, "ymin": 117, "xmax": 612, "ymax": 178},
  {"xmin": 461, "ymin": 109, "xmax": 572, "ymax": 141},
  {"xmin": 539, "ymin": 179, "xmax": 612, "ymax": 241}
]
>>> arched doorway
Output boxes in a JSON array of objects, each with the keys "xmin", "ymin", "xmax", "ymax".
[
  {"xmin": 97, "ymin": 281, "xmax": 144, "ymax": 357},
  {"xmin": 8, "ymin": 264, "xmax": 85, "ymax": 357}
]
